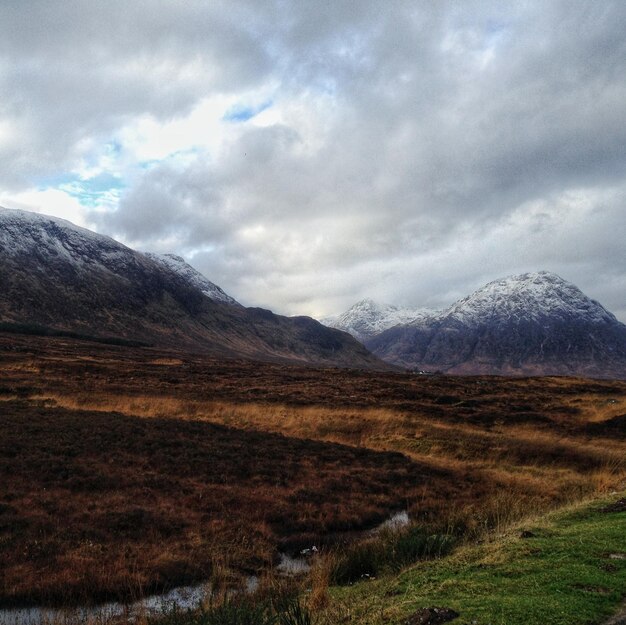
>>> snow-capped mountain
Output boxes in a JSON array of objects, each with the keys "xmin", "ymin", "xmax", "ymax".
[
  {"xmin": 322, "ymin": 299, "xmax": 434, "ymax": 341},
  {"xmin": 146, "ymin": 253, "xmax": 240, "ymax": 306},
  {"xmin": 439, "ymin": 271, "xmax": 617, "ymax": 328},
  {"xmin": 367, "ymin": 271, "xmax": 626, "ymax": 379},
  {"xmin": 0, "ymin": 207, "xmax": 385, "ymax": 368},
  {"xmin": 0, "ymin": 207, "xmax": 225, "ymax": 334},
  {"xmin": 0, "ymin": 207, "xmax": 133, "ymax": 266}
]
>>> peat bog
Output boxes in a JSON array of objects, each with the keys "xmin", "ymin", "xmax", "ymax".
[{"xmin": 1, "ymin": 331, "xmax": 625, "ymax": 608}]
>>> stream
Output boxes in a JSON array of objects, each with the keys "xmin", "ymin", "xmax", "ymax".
[
  {"xmin": 0, "ymin": 584, "xmax": 212, "ymax": 625},
  {"xmin": 0, "ymin": 511, "xmax": 409, "ymax": 624}
]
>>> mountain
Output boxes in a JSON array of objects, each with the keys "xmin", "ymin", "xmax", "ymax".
[
  {"xmin": 0, "ymin": 207, "xmax": 385, "ymax": 368},
  {"xmin": 322, "ymin": 299, "xmax": 434, "ymax": 342},
  {"xmin": 145, "ymin": 252, "xmax": 240, "ymax": 306},
  {"xmin": 366, "ymin": 271, "xmax": 626, "ymax": 379}
]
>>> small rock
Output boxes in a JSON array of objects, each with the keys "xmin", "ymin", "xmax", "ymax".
[
  {"xmin": 601, "ymin": 498, "xmax": 626, "ymax": 513},
  {"xmin": 405, "ymin": 606, "xmax": 460, "ymax": 625}
]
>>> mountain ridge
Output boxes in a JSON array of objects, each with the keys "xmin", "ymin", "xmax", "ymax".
[
  {"xmin": 365, "ymin": 271, "xmax": 626, "ymax": 379},
  {"xmin": 436, "ymin": 272, "xmax": 618, "ymax": 327},
  {"xmin": 0, "ymin": 207, "xmax": 386, "ymax": 369},
  {"xmin": 145, "ymin": 252, "xmax": 241, "ymax": 307}
]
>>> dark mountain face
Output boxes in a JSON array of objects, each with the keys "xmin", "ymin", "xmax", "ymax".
[
  {"xmin": 366, "ymin": 272, "xmax": 626, "ymax": 379},
  {"xmin": 0, "ymin": 208, "xmax": 385, "ymax": 368}
]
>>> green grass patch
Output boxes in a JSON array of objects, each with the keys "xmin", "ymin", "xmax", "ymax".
[{"xmin": 323, "ymin": 494, "xmax": 626, "ymax": 625}]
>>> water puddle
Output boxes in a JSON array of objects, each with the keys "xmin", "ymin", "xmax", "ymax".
[
  {"xmin": 370, "ymin": 510, "xmax": 410, "ymax": 533},
  {"xmin": 0, "ymin": 583, "xmax": 210, "ymax": 624},
  {"xmin": 276, "ymin": 552, "xmax": 313, "ymax": 576}
]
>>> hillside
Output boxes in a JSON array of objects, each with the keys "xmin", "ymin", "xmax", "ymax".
[
  {"xmin": 145, "ymin": 252, "xmax": 241, "ymax": 307},
  {"xmin": 0, "ymin": 207, "xmax": 384, "ymax": 368},
  {"xmin": 318, "ymin": 494, "xmax": 626, "ymax": 625},
  {"xmin": 1, "ymin": 331, "xmax": 625, "ymax": 611}
]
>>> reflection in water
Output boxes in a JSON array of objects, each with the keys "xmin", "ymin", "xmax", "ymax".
[
  {"xmin": 371, "ymin": 510, "xmax": 410, "ymax": 533},
  {"xmin": 0, "ymin": 584, "xmax": 210, "ymax": 625}
]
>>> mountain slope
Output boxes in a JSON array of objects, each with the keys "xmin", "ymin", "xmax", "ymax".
[
  {"xmin": 367, "ymin": 272, "xmax": 626, "ymax": 379},
  {"xmin": 322, "ymin": 299, "xmax": 433, "ymax": 342},
  {"xmin": 145, "ymin": 252, "xmax": 241, "ymax": 307},
  {"xmin": 0, "ymin": 207, "xmax": 385, "ymax": 368}
]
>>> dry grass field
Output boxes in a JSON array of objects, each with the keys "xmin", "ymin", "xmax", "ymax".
[{"xmin": 0, "ymin": 331, "xmax": 625, "ymax": 609}]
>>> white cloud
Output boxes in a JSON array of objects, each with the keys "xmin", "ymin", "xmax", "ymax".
[{"xmin": 0, "ymin": 188, "xmax": 89, "ymax": 227}]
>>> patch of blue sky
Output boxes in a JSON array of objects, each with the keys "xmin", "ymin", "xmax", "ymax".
[
  {"xmin": 75, "ymin": 188, "xmax": 122, "ymax": 210},
  {"xmin": 54, "ymin": 173, "xmax": 125, "ymax": 209},
  {"xmin": 80, "ymin": 172, "xmax": 125, "ymax": 193},
  {"xmin": 138, "ymin": 147, "xmax": 204, "ymax": 172},
  {"xmin": 105, "ymin": 140, "xmax": 123, "ymax": 156},
  {"xmin": 138, "ymin": 159, "xmax": 161, "ymax": 171},
  {"xmin": 223, "ymin": 99, "xmax": 273, "ymax": 123}
]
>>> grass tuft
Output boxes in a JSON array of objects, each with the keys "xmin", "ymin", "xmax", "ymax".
[
  {"xmin": 148, "ymin": 596, "xmax": 314, "ymax": 625},
  {"xmin": 330, "ymin": 526, "xmax": 455, "ymax": 585}
]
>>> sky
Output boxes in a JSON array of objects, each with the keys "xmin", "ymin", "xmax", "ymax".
[{"xmin": 1, "ymin": 1, "xmax": 625, "ymax": 321}]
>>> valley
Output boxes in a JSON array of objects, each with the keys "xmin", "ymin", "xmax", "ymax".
[
  {"xmin": 1, "ymin": 331, "xmax": 625, "ymax": 619},
  {"xmin": 2, "ymin": 2, "xmax": 626, "ymax": 622}
]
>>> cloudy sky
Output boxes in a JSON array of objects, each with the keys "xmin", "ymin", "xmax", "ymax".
[{"xmin": 1, "ymin": 1, "xmax": 625, "ymax": 321}]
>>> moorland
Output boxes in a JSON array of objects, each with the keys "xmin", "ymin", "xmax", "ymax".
[{"xmin": 0, "ymin": 331, "xmax": 625, "ymax": 622}]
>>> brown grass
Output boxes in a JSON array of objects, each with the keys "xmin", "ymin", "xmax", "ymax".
[
  {"xmin": 1, "ymin": 400, "xmax": 453, "ymax": 607},
  {"xmin": 0, "ymin": 331, "xmax": 625, "ymax": 608},
  {"xmin": 37, "ymin": 395, "xmax": 625, "ymax": 506}
]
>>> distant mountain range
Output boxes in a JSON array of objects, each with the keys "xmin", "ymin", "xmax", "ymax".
[
  {"xmin": 3, "ymin": 207, "xmax": 625, "ymax": 379},
  {"xmin": 0, "ymin": 207, "xmax": 385, "ymax": 368},
  {"xmin": 324, "ymin": 272, "xmax": 626, "ymax": 379},
  {"xmin": 322, "ymin": 299, "xmax": 433, "ymax": 342}
]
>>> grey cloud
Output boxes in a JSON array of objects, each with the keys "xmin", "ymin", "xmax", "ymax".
[
  {"xmin": 2, "ymin": 1, "xmax": 626, "ymax": 320},
  {"xmin": 98, "ymin": 161, "xmax": 228, "ymax": 247},
  {"xmin": 0, "ymin": 0, "xmax": 276, "ymax": 186}
]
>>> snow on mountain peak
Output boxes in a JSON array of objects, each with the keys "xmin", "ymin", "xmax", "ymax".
[
  {"xmin": 0, "ymin": 206, "xmax": 140, "ymax": 272},
  {"xmin": 145, "ymin": 253, "xmax": 240, "ymax": 306},
  {"xmin": 442, "ymin": 271, "xmax": 617, "ymax": 327},
  {"xmin": 323, "ymin": 298, "xmax": 434, "ymax": 341},
  {"xmin": 0, "ymin": 207, "xmax": 240, "ymax": 308},
  {"xmin": 0, "ymin": 206, "xmax": 121, "ymax": 251}
]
